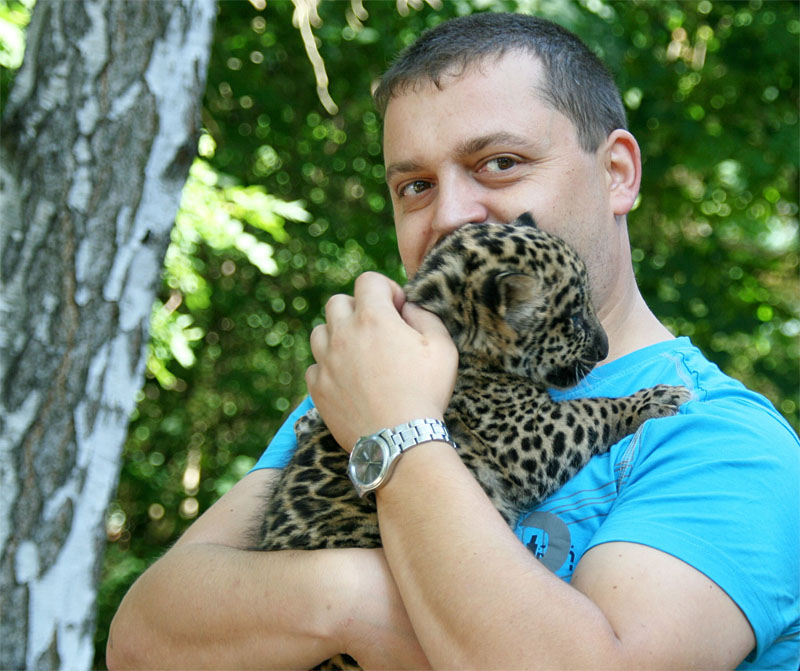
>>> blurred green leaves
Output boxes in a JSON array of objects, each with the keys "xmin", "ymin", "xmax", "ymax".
[
  {"xmin": 147, "ymin": 153, "xmax": 311, "ymax": 389},
  {"xmin": 0, "ymin": 0, "xmax": 30, "ymax": 68},
  {"xmin": 0, "ymin": 0, "xmax": 33, "ymax": 111},
  {"xmin": 609, "ymin": 0, "xmax": 799, "ymax": 423}
]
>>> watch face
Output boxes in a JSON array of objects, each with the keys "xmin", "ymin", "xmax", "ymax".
[{"xmin": 351, "ymin": 437, "xmax": 386, "ymax": 486}]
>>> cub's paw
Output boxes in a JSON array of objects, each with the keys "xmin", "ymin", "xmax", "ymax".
[
  {"xmin": 294, "ymin": 407, "xmax": 326, "ymax": 442},
  {"xmin": 632, "ymin": 384, "xmax": 693, "ymax": 420}
]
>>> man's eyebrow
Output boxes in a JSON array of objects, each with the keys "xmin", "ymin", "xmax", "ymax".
[
  {"xmin": 385, "ymin": 160, "xmax": 425, "ymax": 184},
  {"xmin": 454, "ymin": 131, "xmax": 532, "ymax": 157},
  {"xmin": 384, "ymin": 132, "xmax": 533, "ymax": 183}
]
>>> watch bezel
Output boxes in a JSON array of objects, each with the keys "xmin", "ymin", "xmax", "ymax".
[{"xmin": 348, "ymin": 431, "xmax": 397, "ymax": 497}]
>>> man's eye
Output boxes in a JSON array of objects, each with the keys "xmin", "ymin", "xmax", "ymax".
[
  {"xmin": 483, "ymin": 156, "xmax": 517, "ymax": 173},
  {"xmin": 399, "ymin": 180, "xmax": 432, "ymax": 197}
]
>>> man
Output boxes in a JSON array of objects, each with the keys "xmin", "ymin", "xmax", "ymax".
[{"xmin": 108, "ymin": 13, "xmax": 799, "ymax": 670}]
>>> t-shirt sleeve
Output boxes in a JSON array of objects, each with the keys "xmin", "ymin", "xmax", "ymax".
[
  {"xmin": 250, "ymin": 396, "xmax": 314, "ymax": 471},
  {"xmin": 586, "ymin": 393, "xmax": 800, "ymax": 665}
]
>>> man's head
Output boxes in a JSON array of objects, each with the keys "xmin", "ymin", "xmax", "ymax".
[
  {"xmin": 374, "ymin": 12, "xmax": 627, "ymax": 153},
  {"xmin": 378, "ymin": 13, "xmax": 642, "ymax": 326}
]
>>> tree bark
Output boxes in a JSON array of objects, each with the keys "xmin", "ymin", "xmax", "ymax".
[{"xmin": 0, "ymin": 1, "xmax": 216, "ymax": 668}]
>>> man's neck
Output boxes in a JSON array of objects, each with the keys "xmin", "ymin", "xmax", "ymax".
[{"xmin": 599, "ymin": 281, "xmax": 675, "ymax": 365}]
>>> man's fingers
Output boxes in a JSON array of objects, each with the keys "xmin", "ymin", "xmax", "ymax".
[
  {"xmin": 323, "ymin": 293, "xmax": 355, "ymax": 320},
  {"xmin": 308, "ymin": 323, "xmax": 328, "ymax": 360},
  {"xmin": 401, "ymin": 301, "xmax": 451, "ymax": 339},
  {"xmin": 353, "ymin": 271, "xmax": 406, "ymax": 315}
]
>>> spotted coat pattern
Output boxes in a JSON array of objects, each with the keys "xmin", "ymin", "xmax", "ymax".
[{"xmin": 252, "ymin": 214, "xmax": 691, "ymax": 669}]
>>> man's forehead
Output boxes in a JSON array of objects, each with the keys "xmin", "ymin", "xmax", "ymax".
[
  {"xmin": 381, "ymin": 61, "xmax": 562, "ymax": 172},
  {"xmin": 383, "ymin": 49, "xmax": 546, "ymax": 104}
]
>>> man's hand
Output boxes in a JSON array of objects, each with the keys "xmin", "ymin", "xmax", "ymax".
[{"xmin": 305, "ymin": 271, "xmax": 458, "ymax": 451}]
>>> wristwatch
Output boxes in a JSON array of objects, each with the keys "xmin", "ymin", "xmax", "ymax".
[{"xmin": 348, "ymin": 418, "xmax": 456, "ymax": 497}]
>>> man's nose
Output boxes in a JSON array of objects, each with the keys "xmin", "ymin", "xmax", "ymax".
[{"xmin": 431, "ymin": 173, "xmax": 489, "ymax": 237}]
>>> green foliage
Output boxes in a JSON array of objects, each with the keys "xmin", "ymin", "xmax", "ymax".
[
  {"xmin": 0, "ymin": 0, "xmax": 33, "ymax": 114},
  {"xmin": 3, "ymin": 1, "xmax": 796, "ymax": 666},
  {"xmin": 615, "ymin": 1, "xmax": 799, "ymax": 423},
  {"xmin": 147, "ymin": 153, "xmax": 310, "ymax": 388}
]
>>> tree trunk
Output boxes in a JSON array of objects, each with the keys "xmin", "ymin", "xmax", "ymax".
[{"xmin": 0, "ymin": 1, "xmax": 216, "ymax": 668}]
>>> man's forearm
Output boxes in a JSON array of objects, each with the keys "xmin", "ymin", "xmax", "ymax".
[
  {"xmin": 375, "ymin": 442, "xmax": 624, "ymax": 670},
  {"xmin": 107, "ymin": 467, "xmax": 430, "ymax": 670},
  {"xmin": 107, "ymin": 470, "xmax": 346, "ymax": 670},
  {"xmin": 107, "ymin": 542, "xmax": 344, "ymax": 670}
]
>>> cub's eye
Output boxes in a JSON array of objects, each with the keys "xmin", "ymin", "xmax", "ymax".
[
  {"xmin": 482, "ymin": 156, "xmax": 517, "ymax": 173},
  {"xmin": 570, "ymin": 314, "xmax": 584, "ymax": 330},
  {"xmin": 399, "ymin": 180, "xmax": 432, "ymax": 197}
]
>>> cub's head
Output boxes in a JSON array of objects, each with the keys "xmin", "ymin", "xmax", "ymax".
[{"xmin": 404, "ymin": 214, "xmax": 608, "ymax": 389}]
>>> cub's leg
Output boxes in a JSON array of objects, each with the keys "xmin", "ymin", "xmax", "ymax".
[
  {"xmin": 518, "ymin": 384, "xmax": 693, "ymax": 500},
  {"xmin": 563, "ymin": 384, "xmax": 693, "ymax": 448},
  {"xmin": 455, "ymin": 384, "xmax": 691, "ymax": 522}
]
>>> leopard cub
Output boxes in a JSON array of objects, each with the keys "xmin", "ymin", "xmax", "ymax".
[{"xmin": 253, "ymin": 213, "xmax": 691, "ymax": 551}]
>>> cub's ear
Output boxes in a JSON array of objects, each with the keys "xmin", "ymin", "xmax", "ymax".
[
  {"xmin": 515, "ymin": 212, "xmax": 538, "ymax": 228},
  {"xmin": 496, "ymin": 272, "xmax": 545, "ymax": 331}
]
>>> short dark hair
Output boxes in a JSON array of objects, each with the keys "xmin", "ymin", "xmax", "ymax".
[{"xmin": 373, "ymin": 12, "xmax": 627, "ymax": 152}]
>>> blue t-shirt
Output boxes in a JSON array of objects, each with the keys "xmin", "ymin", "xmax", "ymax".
[{"xmin": 252, "ymin": 337, "xmax": 800, "ymax": 669}]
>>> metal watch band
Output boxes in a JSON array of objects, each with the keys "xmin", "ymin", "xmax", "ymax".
[
  {"xmin": 386, "ymin": 418, "xmax": 456, "ymax": 452},
  {"xmin": 348, "ymin": 418, "xmax": 457, "ymax": 497}
]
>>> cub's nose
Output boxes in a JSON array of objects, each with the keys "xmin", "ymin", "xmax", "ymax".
[{"xmin": 592, "ymin": 328, "xmax": 609, "ymax": 362}]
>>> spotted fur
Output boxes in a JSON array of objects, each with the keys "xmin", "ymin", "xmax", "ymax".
[{"xmin": 251, "ymin": 214, "xmax": 690, "ymax": 668}]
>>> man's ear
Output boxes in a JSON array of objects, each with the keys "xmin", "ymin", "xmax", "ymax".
[{"xmin": 604, "ymin": 129, "xmax": 641, "ymax": 217}]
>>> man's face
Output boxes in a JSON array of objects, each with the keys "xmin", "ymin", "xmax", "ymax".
[{"xmin": 382, "ymin": 52, "xmax": 631, "ymax": 316}]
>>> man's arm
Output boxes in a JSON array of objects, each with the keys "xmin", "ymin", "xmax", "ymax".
[
  {"xmin": 376, "ymin": 442, "xmax": 755, "ymax": 669},
  {"xmin": 307, "ymin": 272, "xmax": 756, "ymax": 669},
  {"xmin": 106, "ymin": 469, "xmax": 342, "ymax": 669},
  {"xmin": 106, "ymin": 468, "xmax": 429, "ymax": 670}
]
